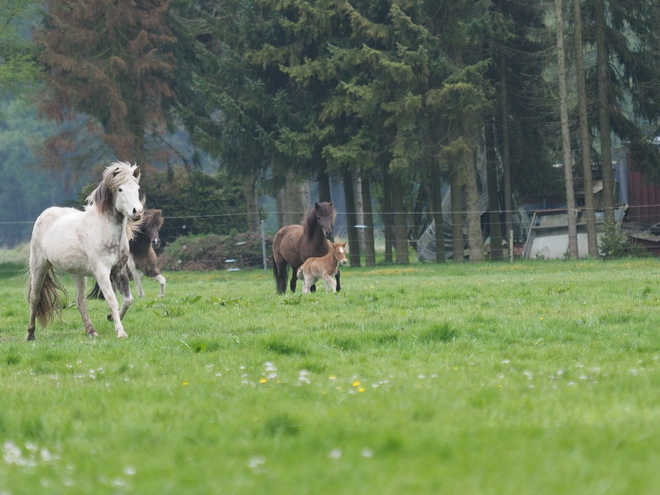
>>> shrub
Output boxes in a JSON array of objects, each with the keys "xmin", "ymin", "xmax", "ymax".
[
  {"xmin": 159, "ymin": 232, "xmax": 272, "ymax": 271},
  {"xmin": 599, "ymin": 222, "xmax": 647, "ymax": 259}
]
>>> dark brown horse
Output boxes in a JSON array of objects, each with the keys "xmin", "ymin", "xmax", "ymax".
[
  {"xmin": 127, "ymin": 209, "xmax": 166, "ymax": 297},
  {"xmin": 88, "ymin": 209, "xmax": 166, "ymax": 301},
  {"xmin": 272, "ymin": 201, "xmax": 341, "ymax": 294}
]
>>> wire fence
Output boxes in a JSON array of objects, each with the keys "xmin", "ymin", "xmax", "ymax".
[{"xmin": 3, "ymin": 204, "xmax": 660, "ymax": 249}]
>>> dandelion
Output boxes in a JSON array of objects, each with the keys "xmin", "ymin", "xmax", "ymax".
[
  {"xmin": 259, "ymin": 378, "xmax": 267, "ymax": 384},
  {"xmin": 182, "ymin": 381, "xmax": 189, "ymax": 386},
  {"xmin": 352, "ymin": 381, "xmax": 360, "ymax": 387}
]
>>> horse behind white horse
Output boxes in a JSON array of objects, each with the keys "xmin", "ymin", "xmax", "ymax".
[
  {"xmin": 27, "ymin": 162, "xmax": 144, "ymax": 340},
  {"xmin": 296, "ymin": 242, "xmax": 347, "ymax": 293}
]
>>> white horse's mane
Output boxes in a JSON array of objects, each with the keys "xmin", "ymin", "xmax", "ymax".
[{"xmin": 85, "ymin": 161, "xmax": 142, "ymax": 238}]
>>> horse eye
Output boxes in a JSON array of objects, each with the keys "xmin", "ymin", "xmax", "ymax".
[{"xmin": 118, "ymin": 187, "xmax": 123, "ymax": 192}]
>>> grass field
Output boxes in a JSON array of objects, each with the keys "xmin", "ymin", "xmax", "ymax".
[{"xmin": 2, "ymin": 258, "xmax": 660, "ymax": 494}]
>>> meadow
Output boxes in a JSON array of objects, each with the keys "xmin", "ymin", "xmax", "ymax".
[{"xmin": 2, "ymin": 258, "xmax": 660, "ymax": 494}]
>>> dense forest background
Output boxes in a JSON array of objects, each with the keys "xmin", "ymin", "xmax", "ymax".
[{"xmin": 2, "ymin": 0, "xmax": 660, "ymax": 263}]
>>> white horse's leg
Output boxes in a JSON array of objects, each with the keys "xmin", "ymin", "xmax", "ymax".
[
  {"xmin": 95, "ymin": 271, "xmax": 128, "ymax": 338},
  {"xmin": 72, "ymin": 275, "xmax": 98, "ymax": 338},
  {"xmin": 153, "ymin": 274, "xmax": 166, "ymax": 297}
]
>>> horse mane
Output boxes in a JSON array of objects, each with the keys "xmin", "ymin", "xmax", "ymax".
[
  {"xmin": 135, "ymin": 209, "xmax": 164, "ymax": 240},
  {"xmin": 141, "ymin": 209, "xmax": 164, "ymax": 230},
  {"xmin": 303, "ymin": 202, "xmax": 335, "ymax": 238},
  {"xmin": 85, "ymin": 161, "xmax": 142, "ymax": 238}
]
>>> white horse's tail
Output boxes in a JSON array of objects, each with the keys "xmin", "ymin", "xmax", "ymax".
[{"xmin": 30, "ymin": 268, "xmax": 66, "ymax": 327}]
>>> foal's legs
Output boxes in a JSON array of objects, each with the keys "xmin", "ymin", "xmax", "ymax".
[
  {"xmin": 302, "ymin": 274, "xmax": 316, "ymax": 294},
  {"xmin": 72, "ymin": 275, "xmax": 98, "ymax": 338},
  {"xmin": 323, "ymin": 275, "xmax": 337, "ymax": 293}
]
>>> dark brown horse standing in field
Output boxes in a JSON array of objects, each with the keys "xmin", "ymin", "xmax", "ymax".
[{"xmin": 272, "ymin": 202, "xmax": 341, "ymax": 294}]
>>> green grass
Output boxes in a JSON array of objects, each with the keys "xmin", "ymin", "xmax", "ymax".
[{"xmin": 2, "ymin": 258, "xmax": 660, "ymax": 494}]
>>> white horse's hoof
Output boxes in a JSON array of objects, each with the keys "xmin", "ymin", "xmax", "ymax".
[{"xmin": 117, "ymin": 332, "xmax": 128, "ymax": 339}]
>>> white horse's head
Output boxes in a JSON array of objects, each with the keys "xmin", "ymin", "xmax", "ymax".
[{"xmin": 88, "ymin": 162, "xmax": 144, "ymax": 221}]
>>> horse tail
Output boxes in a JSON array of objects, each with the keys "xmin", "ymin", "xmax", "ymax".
[
  {"xmin": 87, "ymin": 282, "xmax": 105, "ymax": 300},
  {"xmin": 273, "ymin": 257, "xmax": 288, "ymax": 294},
  {"xmin": 31, "ymin": 268, "xmax": 65, "ymax": 327}
]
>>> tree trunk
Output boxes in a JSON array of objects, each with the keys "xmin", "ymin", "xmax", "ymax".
[
  {"xmin": 456, "ymin": 110, "xmax": 484, "ymax": 263},
  {"xmin": 463, "ymin": 147, "xmax": 485, "ymax": 262},
  {"xmin": 429, "ymin": 160, "xmax": 445, "ymax": 263},
  {"xmin": 450, "ymin": 166, "xmax": 464, "ymax": 262},
  {"xmin": 556, "ymin": 0, "xmax": 579, "ymax": 259},
  {"xmin": 382, "ymin": 159, "xmax": 394, "ymax": 263},
  {"xmin": 316, "ymin": 156, "xmax": 332, "ymax": 202},
  {"xmin": 276, "ymin": 170, "xmax": 307, "ymax": 227},
  {"xmin": 390, "ymin": 171, "xmax": 410, "ymax": 264},
  {"xmin": 486, "ymin": 122, "xmax": 504, "ymax": 260},
  {"xmin": 500, "ymin": 49, "xmax": 513, "ymax": 253},
  {"xmin": 342, "ymin": 167, "xmax": 361, "ymax": 267},
  {"xmin": 353, "ymin": 167, "xmax": 366, "ymax": 255},
  {"xmin": 361, "ymin": 171, "xmax": 377, "ymax": 266},
  {"xmin": 596, "ymin": 0, "xmax": 615, "ymax": 224},
  {"xmin": 244, "ymin": 175, "xmax": 260, "ymax": 233},
  {"xmin": 573, "ymin": 0, "xmax": 599, "ymax": 257}
]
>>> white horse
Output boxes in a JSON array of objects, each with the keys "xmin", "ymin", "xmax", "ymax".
[{"xmin": 27, "ymin": 162, "xmax": 144, "ymax": 340}]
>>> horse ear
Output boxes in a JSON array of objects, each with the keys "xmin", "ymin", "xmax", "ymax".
[
  {"xmin": 342, "ymin": 242, "xmax": 346, "ymax": 248},
  {"xmin": 133, "ymin": 166, "xmax": 141, "ymax": 180},
  {"xmin": 314, "ymin": 202, "xmax": 320, "ymax": 210},
  {"xmin": 329, "ymin": 202, "xmax": 333, "ymax": 208}
]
